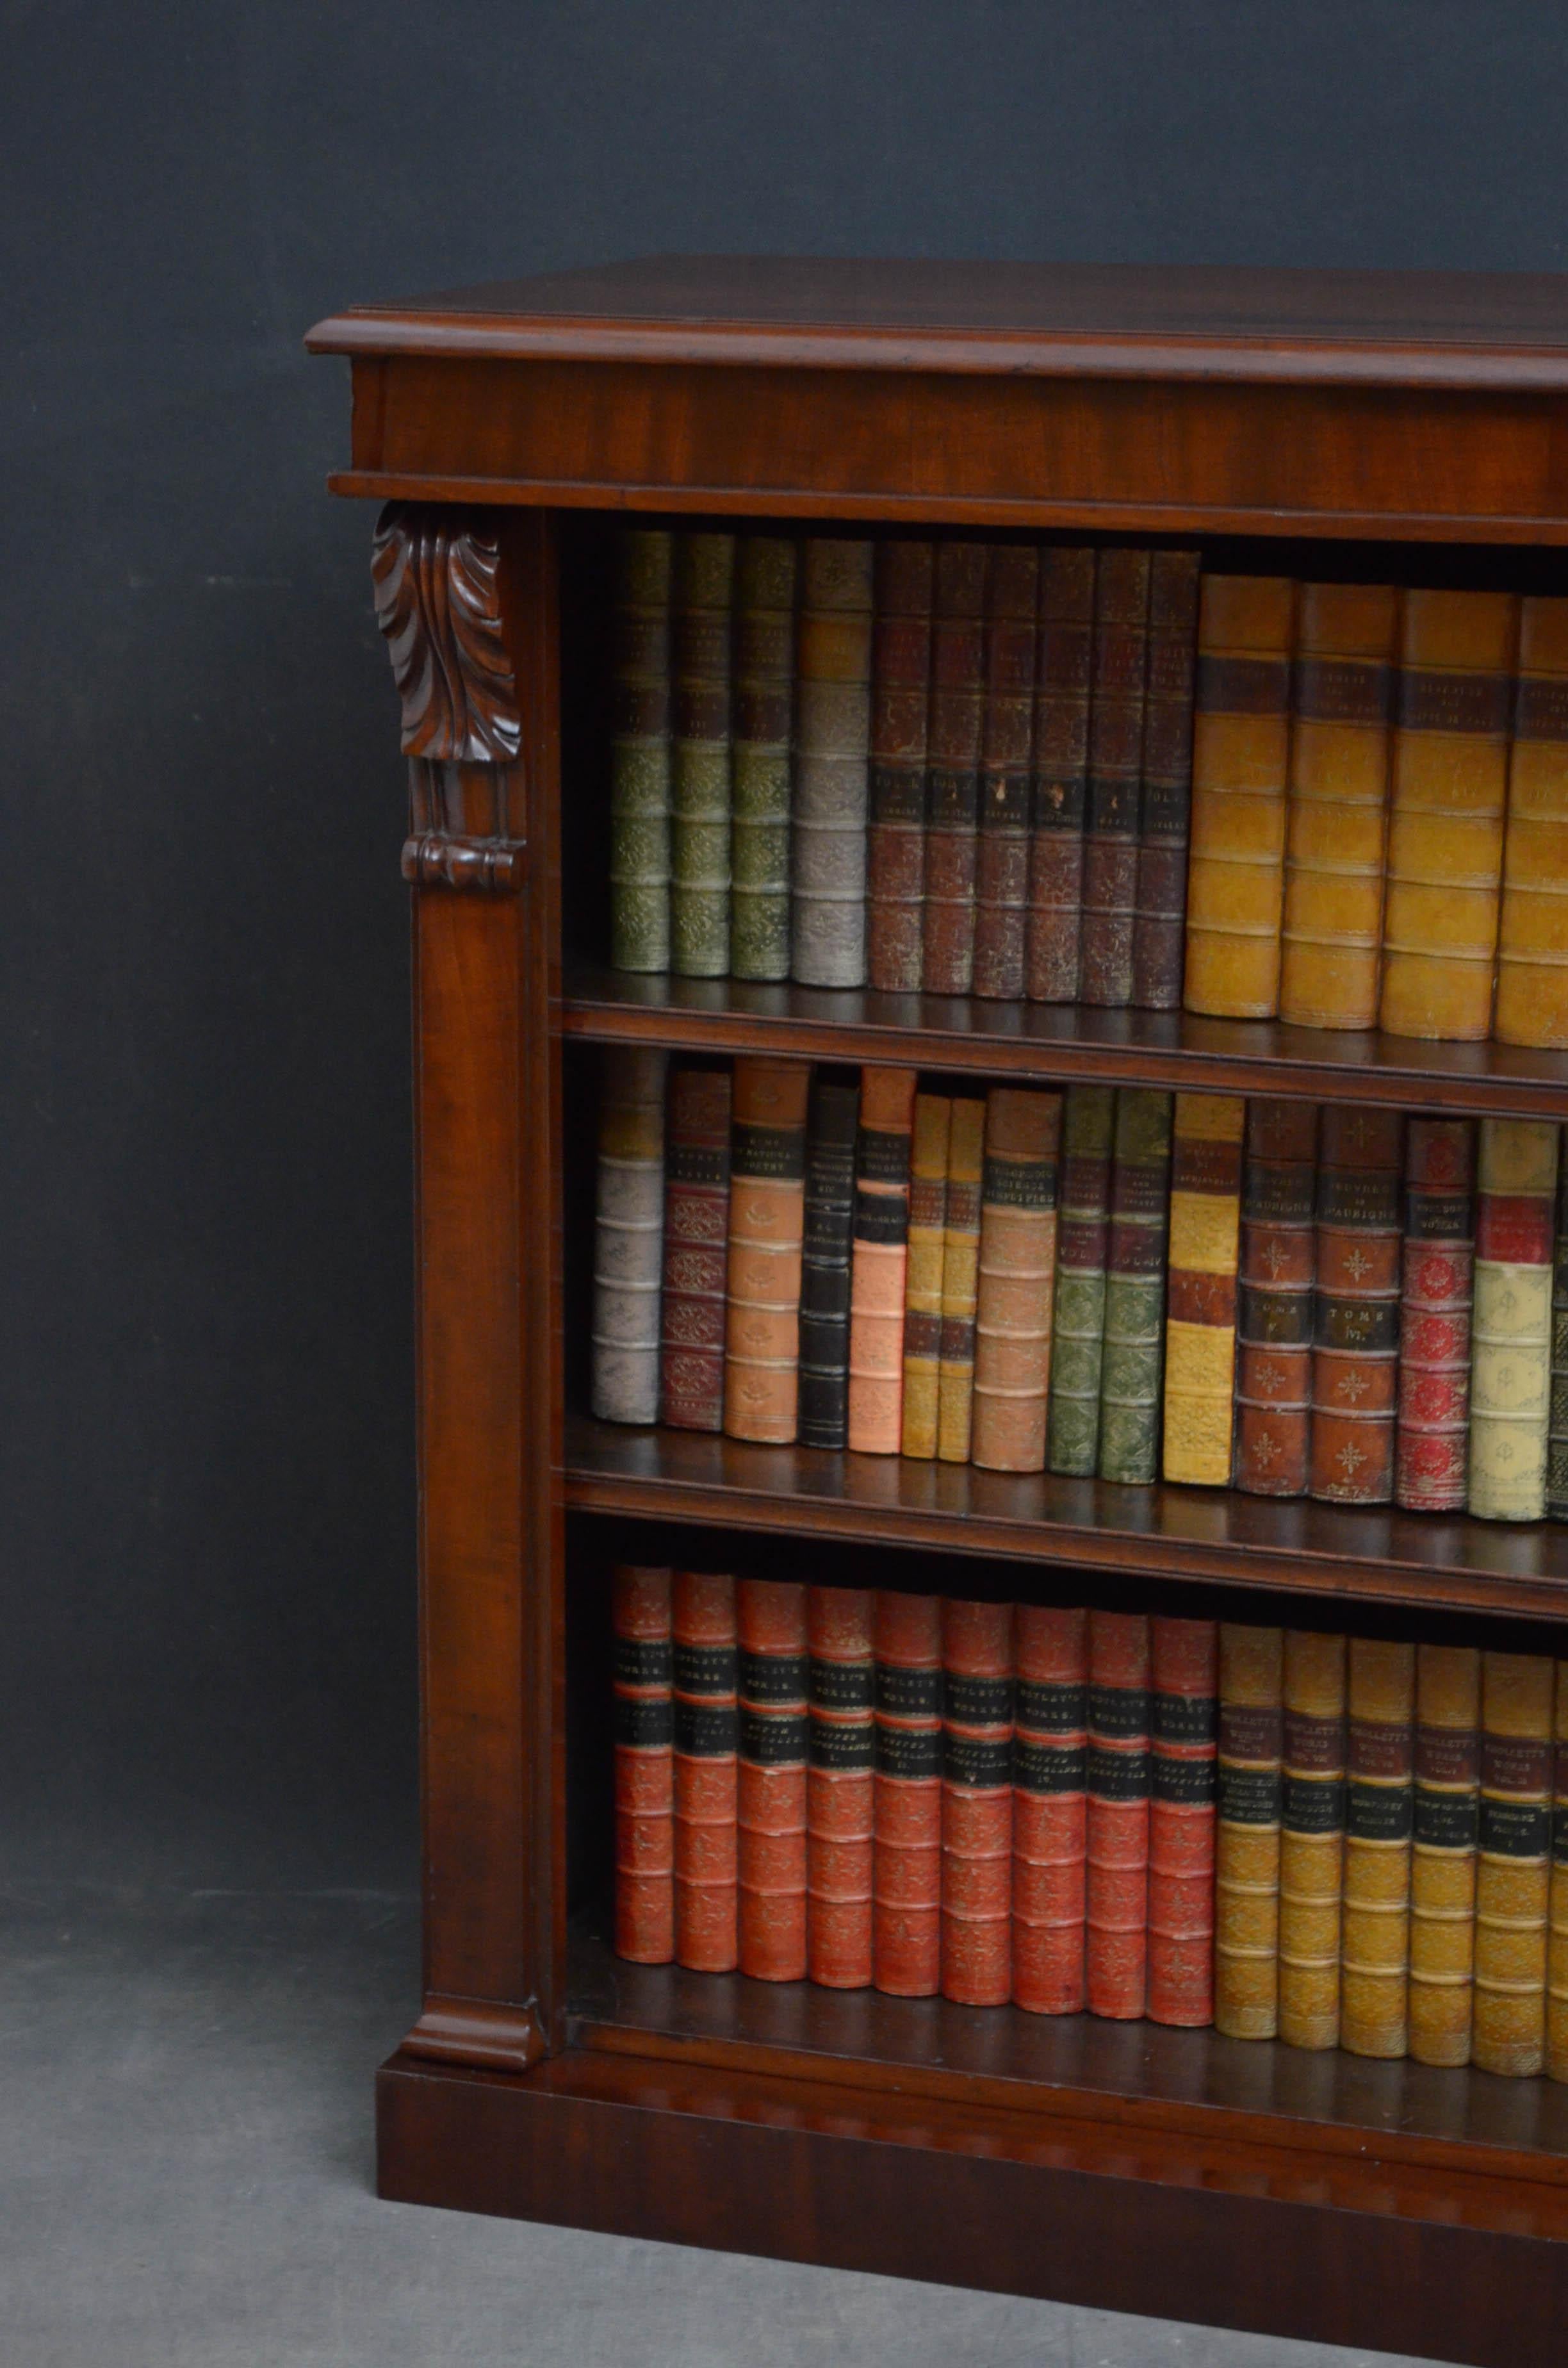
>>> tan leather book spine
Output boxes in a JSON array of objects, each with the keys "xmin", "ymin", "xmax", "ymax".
[
  {"xmin": 736, "ymin": 1579, "xmax": 808, "ymax": 1982},
  {"xmin": 1549, "ymin": 1661, "xmax": 1568, "ymax": 2082},
  {"xmin": 1162, "ymin": 1092, "xmax": 1245, "ymax": 1485},
  {"xmin": 1280, "ymin": 583, "xmax": 1398, "ymax": 1030},
  {"xmin": 970, "ymin": 1088, "xmax": 1063, "ymax": 1473},
  {"xmin": 901, "ymin": 1094, "xmax": 952, "ymax": 1459},
  {"xmin": 1409, "ymin": 1642, "xmax": 1480, "ymax": 2069},
  {"xmin": 672, "ymin": 1570, "xmax": 739, "ymax": 1972},
  {"xmin": 1278, "ymin": 1629, "xmax": 1346, "ymax": 2051},
  {"xmin": 612, "ymin": 1565, "xmax": 675, "ymax": 1965},
  {"xmin": 1183, "ymin": 576, "xmax": 1295, "ymax": 1019},
  {"xmin": 936, "ymin": 1096, "xmax": 987, "ymax": 1463},
  {"xmin": 1341, "ymin": 1637, "xmax": 1415, "ymax": 2061},
  {"xmin": 847, "ymin": 1066, "xmax": 919, "ymax": 1454},
  {"xmin": 1474, "ymin": 1650, "xmax": 1553, "ymax": 2076},
  {"xmin": 1469, "ymin": 1116, "xmax": 1558, "ymax": 1521},
  {"xmin": 1215, "ymin": 1622, "xmax": 1284, "ymax": 2039},
  {"xmin": 723, "ymin": 1058, "xmax": 811, "ymax": 1444},
  {"xmin": 1498, "ymin": 596, "xmax": 1568, "ymax": 1046},
  {"xmin": 1380, "ymin": 589, "xmax": 1517, "ymax": 1042},
  {"xmin": 591, "ymin": 1045, "xmax": 668, "ymax": 1427}
]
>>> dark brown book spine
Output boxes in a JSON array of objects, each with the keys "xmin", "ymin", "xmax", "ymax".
[
  {"xmin": 922, "ymin": 543, "xmax": 989, "ymax": 996},
  {"xmin": 1311, "ymin": 1106, "xmax": 1405, "ymax": 1505},
  {"xmin": 658, "ymin": 1065, "xmax": 732, "ymax": 1431},
  {"xmin": 1234, "ymin": 1098, "xmax": 1318, "ymax": 1497},
  {"xmin": 974, "ymin": 546, "xmax": 1040, "ymax": 1000},
  {"xmin": 867, "ymin": 541, "xmax": 934, "ymax": 992},
  {"xmin": 1080, "ymin": 549, "xmax": 1151, "ymax": 1008},
  {"xmin": 1133, "ymin": 551, "xmax": 1202, "ymax": 1010},
  {"xmin": 1025, "ymin": 548, "xmax": 1095, "ymax": 1002}
]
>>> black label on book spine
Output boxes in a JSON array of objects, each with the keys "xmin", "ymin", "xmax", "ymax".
[
  {"xmin": 1314, "ymin": 1295, "xmax": 1400, "ymax": 1354},
  {"xmin": 1480, "ymin": 1797, "xmax": 1551, "ymax": 1859},
  {"xmin": 1088, "ymin": 1743, "xmax": 1150, "ymax": 1801},
  {"xmin": 927, "ymin": 769, "xmax": 980, "ymax": 827},
  {"xmin": 809, "ymin": 1659, "xmax": 874, "ymax": 1712},
  {"xmin": 1345, "ymin": 1780, "xmax": 1414, "ymax": 1843},
  {"xmin": 1031, "ymin": 774, "xmax": 1087, "ymax": 832},
  {"xmin": 674, "ymin": 1700, "xmax": 739, "ymax": 1758},
  {"xmin": 1219, "ymin": 1763, "xmax": 1282, "ymax": 1825},
  {"xmin": 876, "ymin": 1665, "xmax": 942, "ymax": 1718},
  {"xmin": 1088, "ymin": 1684, "xmax": 1150, "ymax": 1741},
  {"xmin": 1415, "ymin": 1788, "xmax": 1480, "ymax": 1852},
  {"xmin": 667, "ymin": 1145, "xmax": 729, "ymax": 1188},
  {"xmin": 739, "ymin": 1706, "xmax": 808, "ymax": 1765},
  {"xmin": 673, "ymin": 1643, "xmax": 737, "ymax": 1697},
  {"xmin": 853, "ymin": 1188, "xmax": 911, "ymax": 1246},
  {"xmin": 615, "ymin": 1695, "xmax": 674, "ymax": 1750},
  {"xmin": 1013, "ymin": 1735, "xmax": 1087, "ymax": 1794},
  {"xmin": 739, "ymin": 1651, "xmax": 807, "ymax": 1705},
  {"xmin": 876, "ymin": 1724, "xmax": 942, "ymax": 1782},
  {"xmin": 1016, "ymin": 1679, "xmax": 1086, "ymax": 1735},
  {"xmin": 1316, "ymin": 1172, "xmax": 1401, "ymax": 1229},
  {"xmin": 1239, "ymin": 1285, "xmax": 1314, "ymax": 1347},
  {"xmin": 614, "ymin": 1637, "xmax": 673, "ymax": 1690},
  {"xmin": 808, "ymin": 1713, "xmax": 875, "ymax": 1772},
  {"xmin": 856, "ymin": 1128, "xmax": 913, "ymax": 1187},
  {"xmin": 1151, "ymin": 1751, "xmax": 1216, "ymax": 1806},
  {"xmin": 1152, "ymin": 1691, "xmax": 1218, "ymax": 1747},
  {"xmin": 731, "ymin": 1122, "xmax": 806, "ymax": 1183},
  {"xmin": 869, "ymin": 764, "xmax": 927, "ymax": 826},
  {"xmin": 1282, "ymin": 1772, "xmax": 1346, "ymax": 1834},
  {"xmin": 1404, "ymin": 1190, "xmax": 1474, "ymax": 1243},
  {"xmin": 945, "ymin": 1673, "xmax": 1015, "ymax": 1728},
  {"xmin": 943, "ymin": 1731, "xmax": 1013, "ymax": 1789},
  {"xmin": 982, "ymin": 1157, "xmax": 1058, "ymax": 1212}
]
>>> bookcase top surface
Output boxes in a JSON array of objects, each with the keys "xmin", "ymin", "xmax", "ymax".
[{"xmin": 308, "ymin": 254, "xmax": 1568, "ymax": 386}]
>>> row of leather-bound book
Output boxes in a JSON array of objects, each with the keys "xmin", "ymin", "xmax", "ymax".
[
  {"xmin": 590, "ymin": 1046, "xmax": 1568, "ymax": 1520},
  {"xmin": 612, "ymin": 1569, "xmax": 1568, "ymax": 2078},
  {"xmin": 605, "ymin": 526, "xmax": 1568, "ymax": 1048}
]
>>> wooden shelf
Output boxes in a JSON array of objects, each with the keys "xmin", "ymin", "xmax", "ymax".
[
  {"xmin": 560, "ymin": 963, "xmax": 1568, "ymax": 1117},
  {"xmin": 565, "ymin": 1410, "xmax": 1568, "ymax": 1622}
]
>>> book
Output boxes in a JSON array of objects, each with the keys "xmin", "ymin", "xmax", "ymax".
[
  {"xmin": 971, "ymin": 1087, "xmax": 1063, "ymax": 1473},
  {"xmin": 1474, "ymin": 1650, "xmax": 1553, "ymax": 2077},
  {"xmin": 1162, "ymin": 1092, "xmax": 1245, "ymax": 1486},
  {"xmin": 730, "ymin": 536, "xmax": 797, "ymax": 982},
  {"xmin": 940, "ymin": 1597, "xmax": 1015, "ymax": 2007},
  {"xmin": 1233, "ymin": 1098, "xmax": 1318, "ymax": 1499},
  {"xmin": 922, "ymin": 543, "xmax": 990, "ymax": 995},
  {"xmin": 1278, "ymin": 583, "xmax": 1400, "ymax": 1030},
  {"xmin": 612, "ymin": 1565, "xmax": 675, "ymax": 1964},
  {"xmin": 1469, "ymin": 1117, "xmax": 1558, "ymax": 1521},
  {"xmin": 792, "ymin": 539, "xmax": 874, "ymax": 988},
  {"xmin": 1497, "ymin": 596, "xmax": 1568, "ymax": 1048},
  {"xmin": 1310, "ymin": 1106, "xmax": 1404, "ymax": 1506},
  {"xmin": 590, "ymin": 1045, "xmax": 667, "ymax": 1426},
  {"xmin": 973, "ymin": 545, "xmax": 1040, "ymax": 999},
  {"xmin": 806, "ymin": 1586, "xmax": 876, "ymax": 1989},
  {"xmin": 723, "ymin": 1058, "xmax": 810, "ymax": 1445},
  {"xmin": 1409, "ymin": 1642, "xmax": 1481, "ymax": 2069},
  {"xmin": 796, "ymin": 1074, "xmax": 861, "ymax": 1451},
  {"xmin": 607, "ymin": 527, "xmax": 673, "ymax": 973},
  {"xmin": 658, "ymin": 1065, "xmax": 731, "ymax": 1431},
  {"xmin": 1340, "ymin": 1636, "xmax": 1415, "ymax": 2060},
  {"xmin": 1182, "ymin": 575, "xmax": 1295, "ymax": 1019},
  {"xmin": 1147, "ymin": 1615, "xmax": 1218, "ymax": 2028},
  {"xmin": 901, "ymin": 1094, "xmax": 952, "ymax": 1459},
  {"xmin": 1132, "ymin": 550, "xmax": 1202, "ymax": 1012},
  {"xmin": 1086, "ymin": 1610, "xmax": 1151, "ymax": 2019},
  {"xmin": 1098, "ymin": 1087, "xmax": 1174, "ymax": 1486},
  {"xmin": 936, "ymin": 1097, "xmax": 988, "ymax": 1463},
  {"xmin": 1047, "ymin": 1083, "xmax": 1115, "ymax": 1477},
  {"xmin": 1395, "ymin": 1117, "xmax": 1476, "ymax": 1514},
  {"xmin": 1278, "ymin": 1628, "xmax": 1346, "ymax": 2051},
  {"xmin": 1025, "ymin": 547, "xmax": 1096, "ymax": 1002},
  {"xmin": 1553, "ymin": 1151, "xmax": 1568, "ymax": 1521},
  {"xmin": 672, "ymin": 1570, "xmax": 739, "ymax": 1973},
  {"xmin": 736, "ymin": 1578, "xmax": 808, "ymax": 1982},
  {"xmin": 1380, "ymin": 589, "xmax": 1517, "ymax": 1042},
  {"xmin": 866, "ymin": 540, "xmax": 935, "ymax": 992},
  {"xmin": 1011, "ymin": 1604, "xmax": 1088, "ymax": 2016},
  {"xmin": 872, "ymin": 1590, "xmax": 943, "ymax": 1997},
  {"xmin": 1080, "ymin": 548, "xmax": 1151, "ymax": 1008},
  {"xmin": 669, "ymin": 532, "xmax": 735, "ymax": 977},
  {"xmin": 1215, "ymin": 1622, "xmax": 1284, "ymax": 2040},
  {"xmin": 847, "ymin": 1067, "xmax": 919, "ymax": 1454},
  {"xmin": 1549, "ymin": 1663, "xmax": 1568, "ymax": 2082}
]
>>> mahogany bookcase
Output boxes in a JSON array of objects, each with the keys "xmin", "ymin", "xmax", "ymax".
[{"xmin": 307, "ymin": 259, "xmax": 1568, "ymax": 2365}]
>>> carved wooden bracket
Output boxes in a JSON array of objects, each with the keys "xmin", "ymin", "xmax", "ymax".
[
  {"xmin": 401, "ymin": 832, "xmax": 523, "ymax": 892},
  {"xmin": 402, "ymin": 1994, "xmax": 546, "ymax": 2076}
]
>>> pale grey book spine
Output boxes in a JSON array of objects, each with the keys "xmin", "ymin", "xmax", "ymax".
[
  {"xmin": 792, "ymin": 539, "xmax": 874, "ymax": 989},
  {"xmin": 731, "ymin": 536, "xmax": 798, "ymax": 982},
  {"xmin": 671, "ymin": 534, "xmax": 736, "ymax": 978},
  {"xmin": 608, "ymin": 530, "xmax": 673, "ymax": 973},
  {"xmin": 591, "ymin": 1046, "xmax": 669, "ymax": 1424}
]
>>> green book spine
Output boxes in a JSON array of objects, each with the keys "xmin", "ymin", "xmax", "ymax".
[
  {"xmin": 671, "ymin": 532, "xmax": 735, "ymax": 977},
  {"xmin": 1099, "ymin": 1089, "xmax": 1175, "ymax": 1484},
  {"xmin": 1047, "ymin": 1083, "xmax": 1115, "ymax": 1475},
  {"xmin": 1551, "ymin": 1133, "xmax": 1568, "ymax": 1519},
  {"xmin": 608, "ymin": 530, "xmax": 673, "ymax": 973},
  {"xmin": 731, "ymin": 537, "xmax": 797, "ymax": 982}
]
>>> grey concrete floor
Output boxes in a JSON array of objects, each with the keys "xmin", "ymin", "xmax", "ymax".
[{"xmin": 0, "ymin": 1886, "xmax": 1441, "ymax": 2367}]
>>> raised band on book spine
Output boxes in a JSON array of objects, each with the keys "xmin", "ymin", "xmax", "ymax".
[
  {"xmin": 807, "ymin": 1586, "xmax": 876, "ymax": 1988},
  {"xmin": 723, "ymin": 1058, "xmax": 810, "ymax": 1445},
  {"xmin": 1025, "ymin": 548, "xmax": 1095, "ymax": 1001},
  {"xmin": 793, "ymin": 539, "xmax": 874, "ymax": 987},
  {"xmin": 1099, "ymin": 1088, "xmax": 1173, "ymax": 1486},
  {"xmin": 1132, "ymin": 552, "xmax": 1201, "ymax": 1010},
  {"xmin": 1047, "ymin": 1083, "xmax": 1114, "ymax": 1476},
  {"xmin": 974, "ymin": 545, "xmax": 1040, "ymax": 999},
  {"xmin": 971, "ymin": 1088, "xmax": 1062, "ymax": 1473},
  {"xmin": 941, "ymin": 1597, "xmax": 1015, "ymax": 2007},
  {"xmin": 1012, "ymin": 1604, "xmax": 1088, "ymax": 2015},
  {"xmin": 901, "ymin": 1094, "xmax": 952, "ymax": 1459},
  {"xmin": 608, "ymin": 528, "xmax": 673, "ymax": 973},
  {"xmin": 873, "ymin": 1590, "xmax": 943, "ymax": 1996},
  {"xmin": 1396, "ymin": 1117, "xmax": 1476, "ymax": 1513},
  {"xmin": 730, "ymin": 536, "xmax": 797, "ymax": 982},
  {"xmin": 673, "ymin": 1570, "xmax": 739, "ymax": 1972},
  {"xmin": 1341, "ymin": 1637, "xmax": 1414, "ymax": 2060},
  {"xmin": 1080, "ymin": 548, "xmax": 1150, "ymax": 1008},
  {"xmin": 1469, "ymin": 1117, "xmax": 1558, "ymax": 1521},
  {"xmin": 1183, "ymin": 576, "xmax": 1295, "ymax": 1019},
  {"xmin": 1410, "ymin": 1642, "xmax": 1480, "ymax": 2068},
  {"xmin": 796, "ymin": 1074, "xmax": 860, "ymax": 1451},
  {"xmin": 1474, "ymin": 1651, "xmax": 1553, "ymax": 2076},
  {"xmin": 591, "ymin": 1046, "xmax": 667, "ymax": 1426},
  {"xmin": 936, "ymin": 1097, "xmax": 987, "ymax": 1463},
  {"xmin": 612, "ymin": 1565, "xmax": 675, "ymax": 1964},
  {"xmin": 1278, "ymin": 1629, "xmax": 1346, "ymax": 2051},
  {"xmin": 658, "ymin": 1065, "xmax": 731, "ymax": 1431},
  {"xmin": 737, "ymin": 1578, "xmax": 808, "ymax": 1982},
  {"xmin": 922, "ymin": 543, "xmax": 990, "ymax": 995},
  {"xmin": 1163, "ymin": 1092, "xmax": 1245, "ymax": 1485},
  {"xmin": 1234, "ymin": 1098, "xmax": 1316, "ymax": 1499},
  {"xmin": 1216, "ymin": 1622, "xmax": 1283, "ymax": 2039},
  {"xmin": 867, "ymin": 541, "xmax": 935, "ymax": 992},
  {"xmin": 670, "ymin": 532, "xmax": 735, "ymax": 978},
  {"xmin": 1311, "ymin": 1106, "xmax": 1403, "ymax": 1506},
  {"xmin": 1148, "ymin": 1615, "xmax": 1217, "ymax": 2028},
  {"xmin": 1498, "ymin": 597, "xmax": 1568, "ymax": 1047},
  {"xmin": 847, "ymin": 1067, "xmax": 919, "ymax": 1454}
]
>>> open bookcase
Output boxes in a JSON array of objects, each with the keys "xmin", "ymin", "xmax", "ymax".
[{"xmin": 307, "ymin": 260, "xmax": 1568, "ymax": 2364}]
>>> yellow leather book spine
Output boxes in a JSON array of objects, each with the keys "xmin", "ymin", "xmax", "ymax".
[
  {"xmin": 1498, "ymin": 596, "xmax": 1568, "ymax": 1048},
  {"xmin": 1277, "ymin": 1629, "xmax": 1346, "ymax": 2051},
  {"xmin": 900, "ymin": 1094, "xmax": 952, "ymax": 1459},
  {"xmin": 1474, "ymin": 1650, "xmax": 1553, "ymax": 2076},
  {"xmin": 1183, "ymin": 576, "xmax": 1295, "ymax": 1019},
  {"xmin": 1280, "ymin": 583, "xmax": 1398, "ymax": 1030},
  {"xmin": 1549, "ymin": 1661, "xmax": 1568, "ymax": 2082},
  {"xmin": 936, "ymin": 1098, "xmax": 987, "ymax": 1463},
  {"xmin": 1380, "ymin": 589, "xmax": 1516, "ymax": 1042},
  {"xmin": 1409, "ymin": 1642, "xmax": 1480, "ymax": 2069},
  {"xmin": 1341, "ymin": 1637, "xmax": 1415, "ymax": 2060},
  {"xmin": 970, "ymin": 1089, "xmax": 1062, "ymax": 1473},
  {"xmin": 1215, "ymin": 1623, "xmax": 1284, "ymax": 2039},
  {"xmin": 1162, "ymin": 1093, "xmax": 1245, "ymax": 1484}
]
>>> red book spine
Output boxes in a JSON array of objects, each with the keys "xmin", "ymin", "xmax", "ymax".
[
  {"xmin": 1234, "ymin": 1098, "xmax": 1318, "ymax": 1497},
  {"xmin": 867, "ymin": 541, "xmax": 935, "ymax": 992},
  {"xmin": 1012, "ymin": 1603, "xmax": 1088, "ymax": 2014},
  {"xmin": 806, "ymin": 1586, "xmax": 875, "ymax": 1987},
  {"xmin": 1080, "ymin": 549, "xmax": 1152, "ymax": 1008},
  {"xmin": 659, "ymin": 1065, "xmax": 732, "ymax": 1430},
  {"xmin": 922, "ymin": 543, "xmax": 989, "ymax": 995},
  {"xmin": 1132, "ymin": 550, "xmax": 1201, "ymax": 1010},
  {"xmin": 612, "ymin": 1565, "xmax": 675, "ymax": 1964},
  {"xmin": 737, "ymin": 1578, "xmax": 808, "ymax": 1982},
  {"xmin": 872, "ymin": 1590, "xmax": 943, "ymax": 1995},
  {"xmin": 1311, "ymin": 1106, "xmax": 1405, "ymax": 1504},
  {"xmin": 1086, "ymin": 1609, "xmax": 1150, "ymax": 2018},
  {"xmin": 1148, "ymin": 1614, "xmax": 1218, "ymax": 2027},
  {"xmin": 1396, "ymin": 1117, "xmax": 1476, "ymax": 1513},
  {"xmin": 672, "ymin": 1570, "xmax": 738, "ymax": 1971},
  {"xmin": 941, "ymin": 1597, "xmax": 1015, "ymax": 2005},
  {"xmin": 974, "ymin": 545, "xmax": 1040, "ymax": 1000},
  {"xmin": 1026, "ymin": 548, "xmax": 1095, "ymax": 1002}
]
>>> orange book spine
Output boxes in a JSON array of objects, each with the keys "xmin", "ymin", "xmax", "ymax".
[
  {"xmin": 970, "ymin": 1087, "xmax": 1063, "ymax": 1472},
  {"xmin": 1148, "ymin": 1615, "xmax": 1218, "ymax": 2027},
  {"xmin": 736, "ymin": 1579, "xmax": 808, "ymax": 1983},
  {"xmin": 847, "ymin": 1065, "xmax": 919, "ymax": 1452},
  {"xmin": 872, "ymin": 1590, "xmax": 943, "ymax": 1996},
  {"xmin": 1011, "ymin": 1604, "xmax": 1088, "ymax": 2014},
  {"xmin": 672, "ymin": 1570, "xmax": 739, "ymax": 1972},
  {"xmin": 941, "ymin": 1597, "xmax": 1015, "ymax": 2006},
  {"xmin": 806, "ymin": 1586, "xmax": 875, "ymax": 1988},
  {"xmin": 612, "ymin": 1565, "xmax": 675, "ymax": 1965},
  {"xmin": 1086, "ymin": 1609, "xmax": 1151, "ymax": 2019},
  {"xmin": 723, "ymin": 1057, "xmax": 810, "ymax": 1443}
]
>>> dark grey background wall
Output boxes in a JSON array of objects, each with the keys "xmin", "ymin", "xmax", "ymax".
[{"xmin": 5, "ymin": 2, "xmax": 1566, "ymax": 1888}]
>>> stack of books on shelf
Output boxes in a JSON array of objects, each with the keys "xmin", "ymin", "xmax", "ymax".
[
  {"xmin": 603, "ymin": 527, "xmax": 1568, "ymax": 1049},
  {"xmin": 612, "ymin": 1566, "xmax": 1568, "ymax": 2083},
  {"xmin": 590, "ymin": 1046, "xmax": 1568, "ymax": 1523}
]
